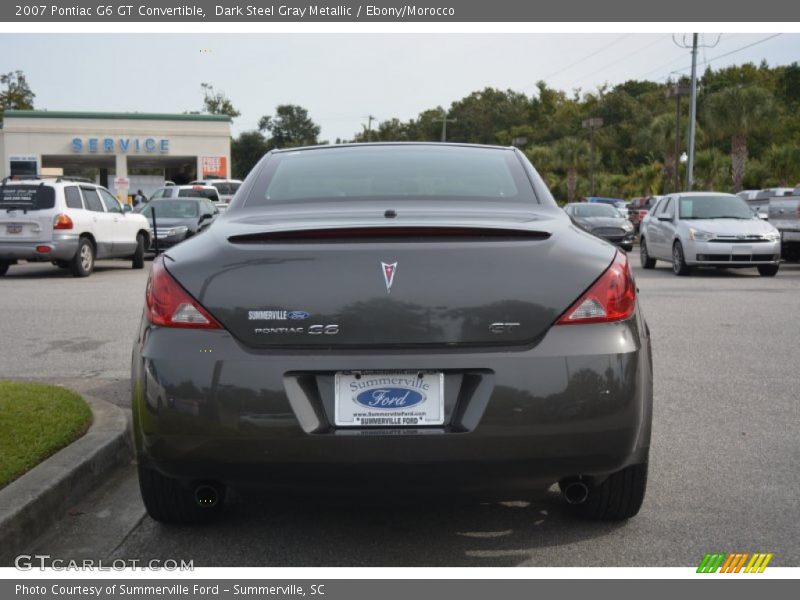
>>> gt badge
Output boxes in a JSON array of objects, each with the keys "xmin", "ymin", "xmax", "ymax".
[{"xmin": 381, "ymin": 261, "xmax": 398, "ymax": 294}]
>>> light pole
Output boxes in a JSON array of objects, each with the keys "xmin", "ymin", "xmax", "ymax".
[
  {"xmin": 686, "ymin": 33, "xmax": 698, "ymax": 191},
  {"xmin": 437, "ymin": 109, "xmax": 456, "ymax": 142},
  {"xmin": 665, "ymin": 83, "xmax": 690, "ymax": 193},
  {"xmin": 582, "ymin": 117, "xmax": 603, "ymax": 197}
]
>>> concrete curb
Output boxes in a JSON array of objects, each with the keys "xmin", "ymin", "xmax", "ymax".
[{"xmin": 0, "ymin": 392, "xmax": 131, "ymax": 565}]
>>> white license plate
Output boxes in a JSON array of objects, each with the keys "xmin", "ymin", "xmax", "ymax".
[
  {"xmin": 6, "ymin": 224, "xmax": 22, "ymax": 234},
  {"xmin": 731, "ymin": 245, "xmax": 751, "ymax": 255},
  {"xmin": 334, "ymin": 371, "xmax": 444, "ymax": 427}
]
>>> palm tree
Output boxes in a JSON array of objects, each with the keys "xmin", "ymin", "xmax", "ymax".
[
  {"xmin": 644, "ymin": 113, "xmax": 680, "ymax": 193},
  {"xmin": 693, "ymin": 148, "xmax": 730, "ymax": 190},
  {"xmin": 704, "ymin": 86, "xmax": 773, "ymax": 192},
  {"xmin": 552, "ymin": 137, "xmax": 590, "ymax": 202}
]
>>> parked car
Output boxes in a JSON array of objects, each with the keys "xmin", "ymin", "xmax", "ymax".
[
  {"xmin": 767, "ymin": 191, "xmax": 800, "ymax": 262},
  {"xmin": 628, "ymin": 195, "xmax": 662, "ymax": 232},
  {"xmin": 639, "ymin": 192, "xmax": 781, "ymax": 276},
  {"xmin": 585, "ymin": 196, "xmax": 628, "ymax": 219},
  {"xmin": 188, "ymin": 178, "xmax": 243, "ymax": 207},
  {"xmin": 136, "ymin": 198, "xmax": 219, "ymax": 252},
  {"xmin": 737, "ymin": 188, "xmax": 794, "ymax": 220},
  {"xmin": 564, "ymin": 202, "xmax": 635, "ymax": 250},
  {"xmin": 0, "ymin": 177, "xmax": 150, "ymax": 277},
  {"xmin": 148, "ymin": 184, "xmax": 224, "ymax": 209},
  {"xmin": 132, "ymin": 143, "xmax": 652, "ymax": 524}
]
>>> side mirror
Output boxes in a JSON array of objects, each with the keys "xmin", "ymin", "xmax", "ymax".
[
  {"xmin": 122, "ymin": 204, "xmax": 132, "ymax": 213},
  {"xmin": 199, "ymin": 213, "xmax": 212, "ymax": 222}
]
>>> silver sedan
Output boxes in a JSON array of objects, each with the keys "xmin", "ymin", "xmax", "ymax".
[{"xmin": 639, "ymin": 192, "xmax": 782, "ymax": 276}]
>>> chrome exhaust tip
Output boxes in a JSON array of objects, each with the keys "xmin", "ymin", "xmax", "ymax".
[{"xmin": 562, "ymin": 480, "xmax": 590, "ymax": 505}]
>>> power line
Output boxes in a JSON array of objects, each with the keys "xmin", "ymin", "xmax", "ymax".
[
  {"xmin": 563, "ymin": 34, "xmax": 671, "ymax": 90},
  {"xmin": 664, "ymin": 33, "xmax": 783, "ymax": 78},
  {"xmin": 527, "ymin": 34, "xmax": 631, "ymax": 90}
]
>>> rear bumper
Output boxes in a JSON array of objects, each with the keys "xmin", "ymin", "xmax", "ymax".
[
  {"xmin": 0, "ymin": 234, "xmax": 79, "ymax": 262},
  {"xmin": 132, "ymin": 308, "xmax": 653, "ymax": 491}
]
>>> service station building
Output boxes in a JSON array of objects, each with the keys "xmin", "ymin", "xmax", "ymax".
[{"xmin": 0, "ymin": 110, "xmax": 232, "ymax": 201}]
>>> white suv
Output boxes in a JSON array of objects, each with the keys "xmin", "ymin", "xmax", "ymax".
[
  {"xmin": 0, "ymin": 177, "xmax": 151, "ymax": 277},
  {"xmin": 188, "ymin": 179, "xmax": 242, "ymax": 205}
]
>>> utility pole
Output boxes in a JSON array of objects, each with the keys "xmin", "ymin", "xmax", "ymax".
[
  {"xmin": 665, "ymin": 83, "xmax": 690, "ymax": 193},
  {"xmin": 582, "ymin": 117, "xmax": 603, "ymax": 197},
  {"xmin": 672, "ymin": 33, "xmax": 718, "ymax": 191},
  {"xmin": 366, "ymin": 115, "xmax": 376, "ymax": 142},
  {"xmin": 686, "ymin": 33, "xmax": 698, "ymax": 191},
  {"xmin": 438, "ymin": 109, "xmax": 456, "ymax": 142}
]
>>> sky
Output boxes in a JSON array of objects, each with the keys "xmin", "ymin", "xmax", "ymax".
[{"xmin": 1, "ymin": 33, "xmax": 798, "ymax": 141}]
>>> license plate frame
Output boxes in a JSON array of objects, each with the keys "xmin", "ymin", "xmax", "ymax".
[
  {"xmin": 6, "ymin": 224, "xmax": 23, "ymax": 234},
  {"xmin": 334, "ymin": 370, "xmax": 445, "ymax": 428}
]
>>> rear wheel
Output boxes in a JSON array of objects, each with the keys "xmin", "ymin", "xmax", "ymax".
[
  {"xmin": 640, "ymin": 238, "xmax": 656, "ymax": 269},
  {"xmin": 69, "ymin": 237, "xmax": 95, "ymax": 278},
  {"xmin": 138, "ymin": 465, "xmax": 225, "ymax": 525},
  {"xmin": 0, "ymin": 261, "xmax": 9, "ymax": 277},
  {"xmin": 672, "ymin": 241, "xmax": 692, "ymax": 276},
  {"xmin": 757, "ymin": 264, "xmax": 779, "ymax": 277},
  {"xmin": 565, "ymin": 463, "xmax": 648, "ymax": 521},
  {"xmin": 132, "ymin": 233, "xmax": 145, "ymax": 269}
]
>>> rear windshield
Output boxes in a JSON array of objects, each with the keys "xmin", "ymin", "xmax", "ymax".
[
  {"xmin": 178, "ymin": 188, "xmax": 219, "ymax": 201},
  {"xmin": 141, "ymin": 201, "xmax": 199, "ymax": 218},
  {"xmin": 679, "ymin": 195, "xmax": 754, "ymax": 220},
  {"xmin": 0, "ymin": 185, "xmax": 56, "ymax": 210},
  {"xmin": 211, "ymin": 182, "xmax": 241, "ymax": 195},
  {"xmin": 247, "ymin": 146, "xmax": 535, "ymax": 206},
  {"xmin": 573, "ymin": 204, "xmax": 620, "ymax": 218}
]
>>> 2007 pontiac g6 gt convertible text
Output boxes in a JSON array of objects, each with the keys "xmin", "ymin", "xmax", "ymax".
[{"xmin": 131, "ymin": 143, "xmax": 653, "ymax": 523}]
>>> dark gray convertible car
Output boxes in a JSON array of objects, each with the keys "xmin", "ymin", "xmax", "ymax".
[{"xmin": 132, "ymin": 143, "xmax": 653, "ymax": 524}]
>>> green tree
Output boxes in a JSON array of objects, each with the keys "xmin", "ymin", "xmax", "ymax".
[
  {"xmin": 0, "ymin": 70, "xmax": 35, "ymax": 126},
  {"xmin": 231, "ymin": 130, "xmax": 270, "ymax": 179},
  {"xmin": 552, "ymin": 137, "xmax": 589, "ymax": 202},
  {"xmin": 258, "ymin": 104, "xmax": 320, "ymax": 148},
  {"xmin": 704, "ymin": 85, "xmax": 773, "ymax": 192},
  {"xmin": 200, "ymin": 83, "xmax": 240, "ymax": 118},
  {"xmin": 693, "ymin": 148, "xmax": 730, "ymax": 190},
  {"xmin": 764, "ymin": 143, "xmax": 800, "ymax": 187}
]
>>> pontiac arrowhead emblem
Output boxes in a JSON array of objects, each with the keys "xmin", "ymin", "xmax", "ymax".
[{"xmin": 381, "ymin": 262, "xmax": 397, "ymax": 294}]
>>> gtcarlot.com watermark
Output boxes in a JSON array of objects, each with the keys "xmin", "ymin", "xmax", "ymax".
[{"xmin": 14, "ymin": 554, "xmax": 194, "ymax": 571}]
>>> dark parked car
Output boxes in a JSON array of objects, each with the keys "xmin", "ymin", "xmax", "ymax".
[
  {"xmin": 136, "ymin": 198, "xmax": 219, "ymax": 251},
  {"xmin": 132, "ymin": 143, "xmax": 653, "ymax": 524},
  {"xmin": 628, "ymin": 196, "xmax": 662, "ymax": 232},
  {"xmin": 565, "ymin": 202, "xmax": 636, "ymax": 250}
]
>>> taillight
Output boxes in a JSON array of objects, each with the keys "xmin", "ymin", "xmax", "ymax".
[
  {"xmin": 53, "ymin": 213, "xmax": 73, "ymax": 230},
  {"xmin": 145, "ymin": 256, "xmax": 222, "ymax": 329},
  {"xmin": 556, "ymin": 251, "xmax": 636, "ymax": 325}
]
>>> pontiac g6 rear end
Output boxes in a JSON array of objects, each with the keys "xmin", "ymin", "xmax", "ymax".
[{"xmin": 131, "ymin": 143, "xmax": 653, "ymax": 523}]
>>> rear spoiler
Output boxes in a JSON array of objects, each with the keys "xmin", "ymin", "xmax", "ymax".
[{"xmin": 228, "ymin": 226, "xmax": 551, "ymax": 244}]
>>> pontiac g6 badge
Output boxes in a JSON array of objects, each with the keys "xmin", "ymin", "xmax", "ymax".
[{"xmin": 381, "ymin": 261, "xmax": 397, "ymax": 294}]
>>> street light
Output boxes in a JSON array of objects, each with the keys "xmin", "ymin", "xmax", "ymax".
[
  {"xmin": 582, "ymin": 117, "xmax": 603, "ymax": 197},
  {"xmin": 666, "ymin": 84, "xmax": 690, "ymax": 193}
]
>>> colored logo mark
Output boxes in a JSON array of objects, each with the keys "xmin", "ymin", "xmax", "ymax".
[{"xmin": 697, "ymin": 552, "xmax": 773, "ymax": 573}]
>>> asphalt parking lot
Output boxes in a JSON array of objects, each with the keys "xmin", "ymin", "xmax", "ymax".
[{"xmin": 1, "ymin": 257, "xmax": 798, "ymax": 566}]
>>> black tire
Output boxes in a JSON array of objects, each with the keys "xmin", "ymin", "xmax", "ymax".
[
  {"xmin": 671, "ymin": 241, "xmax": 692, "ymax": 276},
  {"xmin": 132, "ymin": 233, "xmax": 145, "ymax": 269},
  {"xmin": 640, "ymin": 238, "xmax": 656, "ymax": 269},
  {"xmin": 566, "ymin": 463, "xmax": 648, "ymax": 521},
  {"xmin": 138, "ymin": 465, "xmax": 225, "ymax": 525},
  {"xmin": 757, "ymin": 264, "xmax": 779, "ymax": 277},
  {"xmin": 69, "ymin": 237, "xmax": 95, "ymax": 278},
  {"xmin": 0, "ymin": 261, "xmax": 9, "ymax": 277}
]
